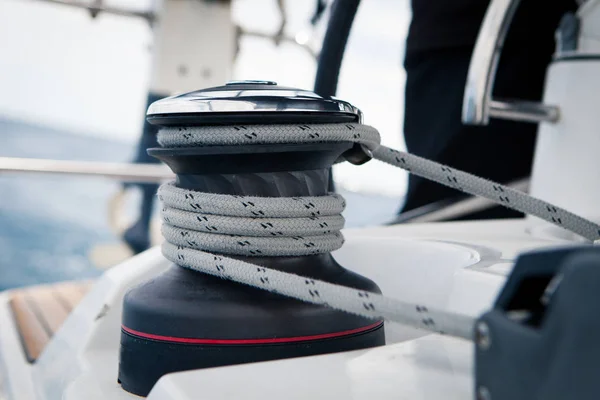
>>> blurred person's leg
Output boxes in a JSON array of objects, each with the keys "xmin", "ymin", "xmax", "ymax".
[
  {"xmin": 122, "ymin": 92, "xmax": 164, "ymax": 254},
  {"xmin": 401, "ymin": 0, "xmax": 577, "ymax": 217}
]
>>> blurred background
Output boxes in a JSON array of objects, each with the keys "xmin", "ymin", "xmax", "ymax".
[{"xmin": 0, "ymin": 0, "xmax": 411, "ymax": 289}]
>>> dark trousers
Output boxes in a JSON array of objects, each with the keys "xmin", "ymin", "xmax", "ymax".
[{"xmin": 401, "ymin": 3, "xmax": 575, "ymax": 217}]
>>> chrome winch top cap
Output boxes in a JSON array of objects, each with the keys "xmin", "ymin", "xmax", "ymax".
[{"xmin": 146, "ymin": 80, "xmax": 362, "ymax": 126}]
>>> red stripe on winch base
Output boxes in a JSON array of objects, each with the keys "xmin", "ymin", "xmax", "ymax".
[{"xmin": 122, "ymin": 321, "xmax": 383, "ymax": 345}]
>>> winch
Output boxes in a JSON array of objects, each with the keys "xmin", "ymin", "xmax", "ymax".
[
  {"xmin": 117, "ymin": 79, "xmax": 600, "ymax": 397},
  {"xmin": 117, "ymin": 80, "xmax": 386, "ymax": 396}
]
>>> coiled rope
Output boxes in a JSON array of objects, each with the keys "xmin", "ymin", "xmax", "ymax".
[{"xmin": 158, "ymin": 123, "xmax": 600, "ymax": 341}]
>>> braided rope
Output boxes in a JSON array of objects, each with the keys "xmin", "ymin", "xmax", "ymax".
[
  {"xmin": 158, "ymin": 123, "xmax": 600, "ymax": 341},
  {"xmin": 162, "ymin": 242, "xmax": 475, "ymax": 340},
  {"xmin": 159, "ymin": 123, "xmax": 600, "ymax": 242}
]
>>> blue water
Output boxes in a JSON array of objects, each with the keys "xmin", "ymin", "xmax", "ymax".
[
  {"xmin": 0, "ymin": 118, "xmax": 137, "ymax": 290},
  {"xmin": 0, "ymin": 118, "xmax": 401, "ymax": 291}
]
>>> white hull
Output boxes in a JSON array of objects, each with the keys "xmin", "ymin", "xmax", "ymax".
[{"xmin": 0, "ymin": 218, "xmax": 570, "ymax": 399}]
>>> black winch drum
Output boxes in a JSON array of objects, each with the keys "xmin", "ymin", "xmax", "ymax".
[{"xmin": 118, "ymin": 81, "xmax": 385, "ymax": 396}]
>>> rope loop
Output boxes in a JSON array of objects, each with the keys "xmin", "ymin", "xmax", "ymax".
[{"xmin": 157, "ymin": 122, "xmax": 600, "ymax": 341}]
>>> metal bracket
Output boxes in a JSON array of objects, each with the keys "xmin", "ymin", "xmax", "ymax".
[{"xmin": 462, "ymin": 0, "xmax": 560, "ymax": 125}]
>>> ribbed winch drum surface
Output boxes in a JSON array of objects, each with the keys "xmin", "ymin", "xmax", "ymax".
[{"xmin": 117, "ymin": 81, "xmax": 385, "ymax": 397}]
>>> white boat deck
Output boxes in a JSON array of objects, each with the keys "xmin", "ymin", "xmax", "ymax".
[{"xmin": 0, "ymin": 218, "xmax": 573, "ymax": 399}]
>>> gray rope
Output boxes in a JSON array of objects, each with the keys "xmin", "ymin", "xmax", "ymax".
[
  {"xmin": 159, "ymin": 123, "xmax": 600, "ymax": 242},
  {"xmin": 373, "ymin": 146, "xmax": 600, "ymax": 242},
  {"xmin": 162, "ymin": 242, "xmax": 475, "ymax": 340},
  {"xmin": 158, "ymin": 182, "xmax": 346, "ymax": 217},
  {"xmin": 158, "ymin": 182, "xmax": 346, "ymax": 256},
  {"xmin": 161, "ymin": 206, "xmax": 346, "ymax": 236},
  {"xmin": 157, "ymin": 123, "xmax": 381, "ymax": 150},
  {"xmin": 157, "ymin": 123, "xmax": 600, "ymax": 341}
]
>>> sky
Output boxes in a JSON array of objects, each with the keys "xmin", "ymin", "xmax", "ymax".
[{"xmin": 0, "ymin": 0, "xmax": 411, "ymax": 196}]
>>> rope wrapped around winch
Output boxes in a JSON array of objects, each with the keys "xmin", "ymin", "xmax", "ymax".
[{"xmin": 157, "ymin": 123, "xmax": 600, "ymax": 341}]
